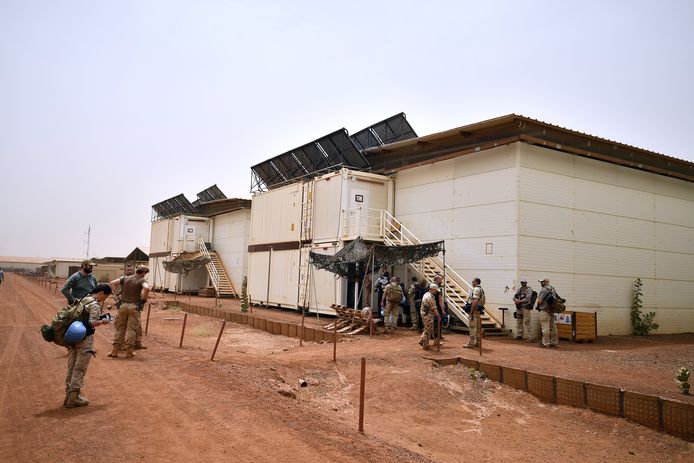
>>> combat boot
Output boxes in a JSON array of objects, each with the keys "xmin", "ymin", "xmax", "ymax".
[
  {"xmin": 134, "ymin": 343, "xmax": 147, "ymax": 349},
  {"xmin": 107, "ymin": 347, "xmax": 119, "ymax": 358},
  {"xmin": 125, "ymin": 347, "xmax": 135, "ymax": 358},
  {"xmin": 65, "ymin": 389, "xmax": 89, "ymax": 408},
  {"xmin": 63, "ymin": 387, "xmax": 69, "ymax": 407}
]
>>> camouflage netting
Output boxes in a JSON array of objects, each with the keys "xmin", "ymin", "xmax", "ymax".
[
  {"xmin": 310, "ymin": 237, "xmax": 444, "ymax": 278},
  {"xmin": 162, "ymin": 252, "xmax": 210, "ymax": 276}
]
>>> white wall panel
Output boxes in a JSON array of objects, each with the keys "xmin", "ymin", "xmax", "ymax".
[
  {"xmin": 149, "ymin": 219, "xmax": 172, "ymax": 254},
  {"xmin": 451, "ymin": 144, "xmax": 516, "ymax": 176},
  {"xmin": 574, "ymin": 178, "xmax": 655, "ymax": 220},
  {"xmin": 655, "ymin": 251, "xmax": 694, "ymax": 281},
  {"xmin": 519, "ymin": 202, "xmax": 574, "ymax": 241},
  {"xmin": 212, "ymin": 209, "xmax": 251, "ymax": 291},
  {"xmin": 248, "ymin": 249, "xmax": 300, "ymax": 308},
  {"xmin": 655, "ymin": 195, "xmax": 694, "ymax": 227},
  {"xmin": 247, "ymin": 251, "xmax": 269, "ymax": 304},
  {"xmin": 452, "ymin": 168, "xmax": 516, "ymax": 207},
  {"xmin": 249, "ymin": 182, "xmax": 303, "ymax": 245},
  {"xmin": 655, "ymin": 174, "xmax": 694, "ymax": 201},
  {"xmin": 450, "ymin": 202, "xmax": 516, "ymax": 238},
  {"xmin": 519, "ymin": 168, "xmax": 575, "ymax": 207},
  {"xmin": 655, "ymin": 223, "xmax": 694, "ymax": 253}
]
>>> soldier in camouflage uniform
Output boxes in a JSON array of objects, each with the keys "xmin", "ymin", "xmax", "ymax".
[
  {"xmin": 464, "ymin": 278, "xmax": 485, "ymax": 348},
  {"xmin": 108, "ymin": 265, "xmax": 150, "ymax": 358},
  {"xmin": 537, "ymin": 277, "xmax": 559, "ymax": 347},
  {"xmin": 381, "ymin": 276, "xmax": 403, "ymax": 333},
  {"xmin": 418, "ymin": 284, "xmax": 439, "ymax": 350},
  {"xmin": 64, "ymin": 284, "xmax": 113, "ymax": 408},
  {"xmin": 408, "ymin": 277, "xmax": 420, "ymax": 330}
]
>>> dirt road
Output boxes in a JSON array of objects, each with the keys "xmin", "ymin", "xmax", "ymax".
[{"xmin": 1, "ymin": 273, "xmax": 692, "ymax": 462}]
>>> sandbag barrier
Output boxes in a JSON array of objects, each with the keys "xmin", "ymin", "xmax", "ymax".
[
  {"xmin": 432, "ymin": 356, "xmax": 694, "ymax": 442},
  {"xmin": 177, "ymin": 302, "xmax": 335, "ymax": 343}
]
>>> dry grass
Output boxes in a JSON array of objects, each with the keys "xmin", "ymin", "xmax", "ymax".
[{"xmin": 191, "ymin": 322, "xmax": 216, "ymax": 337}]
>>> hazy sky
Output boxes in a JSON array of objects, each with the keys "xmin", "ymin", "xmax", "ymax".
[{"xmin": 1, "ymin": 1, "xmax": 693, "ymax": 259}]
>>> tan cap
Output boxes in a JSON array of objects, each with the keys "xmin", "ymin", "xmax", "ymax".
[
  {"xmin": 538, "ymin": 277, "xmax": 549, "ymax": 282},
  {"xmin": 429, "ymin": 283, "xmax": 439, "ymax": 291},
  {"xmin": 81, "ymin": 259, "xmax": 96, "ymax": 266}
]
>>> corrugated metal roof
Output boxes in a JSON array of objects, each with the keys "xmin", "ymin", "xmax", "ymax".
[{"xmin": 365, "ymin": 114, "xmax": 694, "ymax": 182}]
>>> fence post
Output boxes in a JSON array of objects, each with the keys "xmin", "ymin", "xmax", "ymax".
[
  {"xmin": 179, "ymin": 313, "xmax": 188, "ymax": 348},
  {"xmin": 211, "ymin": 319, "xmax": 226, "ymax": 361}
]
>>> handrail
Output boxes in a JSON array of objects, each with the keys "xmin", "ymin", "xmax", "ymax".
[
  {"xmin": 198, "ymin": 237, "xmax": 220, "ymax": 297},
  {"xmin": 340, "ymin": 207, "xmax": 504, "ymax": 329}
]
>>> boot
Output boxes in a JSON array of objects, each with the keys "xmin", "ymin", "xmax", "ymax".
[
  {"xmin": 63, "ymin": 387, "xmax": 69, "ymax": 407},
  {"xmin": 125, "ymin": 347, "xmax": 135, "ymax": 358},
  {"xmin": 107, "ymin": 347, "xmax": 119, "ymax": 358},
  {"xmin": 134, "ymin": 343, "xmax": 147, "ymax": 350},
  {"xmin": 65, "ymin": 389, "xmax": 89, "ymax": 408}
]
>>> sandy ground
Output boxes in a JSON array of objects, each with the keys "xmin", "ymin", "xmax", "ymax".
[{"xmin": 1, "ymin": 273, "xmax": 693, "ymax": 463}]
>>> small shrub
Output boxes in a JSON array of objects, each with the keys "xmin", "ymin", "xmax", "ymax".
[
  {"xmin": 631, "ymin": 278, "xmax": 658, "ymax": 335},
  {"xmin": 241, "ymin": 276, "xmax": 249, "ymax": 312},
  {"xmin": 675, "ymin": 367, "xmax": 690, "ymax": 395}
]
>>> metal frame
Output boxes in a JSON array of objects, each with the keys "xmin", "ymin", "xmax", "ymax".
[{"xmin": 351, "ymin": 112, "xmax": 417, "ymax": 151}]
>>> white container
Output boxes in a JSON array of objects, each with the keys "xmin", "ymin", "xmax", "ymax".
[
  {"xmin": 300, "ymin": 243, "xmax": 348, "ymax": 315},
  {"xmin": 249, "ymin": 182, "xmax": 304, "ymax": 245},
  {"xmin": 248, "ymin": 248, "xmax": 301, "ymax": 309},
  {"xmin": 312, "ymin": 169, "xmax": 392, "ymax": 243}
]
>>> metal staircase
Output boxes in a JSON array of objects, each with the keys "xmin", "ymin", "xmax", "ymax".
[
  {"xmin": 376, "ymin": 209, "xmax": 507, "ymax": 334},
  {"xmin": 197, "ymin": 238, "xmax": 237, "ymax": 297}
]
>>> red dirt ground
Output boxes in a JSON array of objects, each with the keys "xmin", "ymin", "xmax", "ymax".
[{"xmin": 1, "ymin": 273, "xmax": 692, "ymax": 462}]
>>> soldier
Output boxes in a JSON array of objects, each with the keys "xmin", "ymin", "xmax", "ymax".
[
  {"xmin": 418, "ymin": 284, "xmax": 439, "ymax": 350},
  {"xmin": 108, "ymin": 265, "xmax": 150, "ymax": 358},
  {"xmin": 408, "ymin": 277, "xmax": 420, "ymax": 330},
  {"xmin": 381, "ymin": 276, "xmax": 403, "ymax": 334},
  {"xmin": 64, "ymin": 284, "xmax": 113, "ymax": 408},
  {"xmin": 512, "ymin": 279, "xmax": 534, "ymax": 340},
  {"xmin": 61, "ymin": 259, "xmax": 97, "ymax": 304},
  {"xmin": 537, "ymin": 277, "xmax": 559, "ymax": 347},
  {"xmin": 433, "ymin": 274, "xmax": 448, "ymax": 339},
  {"xmin": 115, "ymin": 265, "xmax": 148, "ymax": 350},
  {"xmin": 464, "ymin": 278, "xmax": 486, "ymax": 349}
]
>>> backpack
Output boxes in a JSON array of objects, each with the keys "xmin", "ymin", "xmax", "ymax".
[
  {"xmin": 550, "ymin": 293, "xmax": 567, "ymax": 313},
  {"xmin": 386, "ymin": 284, "xmax": 403, "ymax": 303},
  {"xmin": 40, "ymin": 297, "xmax": 93, "ymax": 346}
]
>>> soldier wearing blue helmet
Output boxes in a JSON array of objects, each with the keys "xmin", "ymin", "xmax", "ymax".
[{"xmin": 64, "ymin": 283, "xmax": 112, "ymax": 408}]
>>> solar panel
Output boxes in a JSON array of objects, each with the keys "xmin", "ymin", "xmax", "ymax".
[
  {"xmin": 195, "ymin": 185, "xmax": 226, "ymax": 204},
  {"xmin": 152, "ymin": 194, "xmax": 198, "ymax": 220},
  {"xmin": 351, "ymin": 113, "xmax": 417, "ymax": 151},
  {"xmin": 251, "ymin": 129, "xmax": 368, "ymax": 190}
]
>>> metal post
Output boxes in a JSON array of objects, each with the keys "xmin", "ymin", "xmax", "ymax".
[
  {"xmin": 266, "ymin": 247, "xmax": 272, "ymax": 309},
  {"xmin": 210, "ymin": 320, "xmax": 226, "ymax": 361},
  {"xmin": 478, "ymin": 311, "xmax": 483, "ymax": 356},
  {"xmin": 145, "ymin": 303, "xmax": 151, "ymax": 334},
  {"xmin": 300, "ymin": 306, "xmax": 305, "ymax": 347},
  {"xmin": 359, "ymin": 357, "xmax": 366, "ymax": 432},
  {"xmin": 179, "ymin": 313, "xmax": 188, "ymax": 348},
  {"xmin": 333, "ymin": 315, "xmax": 337, "ymax": 362}
]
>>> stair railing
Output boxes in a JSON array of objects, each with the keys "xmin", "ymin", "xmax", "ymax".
[
  {"xmin": 198, "ymin": 237, "xmax": 220, "ymax": 297},
  {"xmin": 340, "ymin": 208, "xmax": 504, "ymax": 329}
]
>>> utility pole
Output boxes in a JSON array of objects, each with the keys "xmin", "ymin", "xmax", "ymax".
[{"xmin": 84, "ymin": 225, "xmax": 91, "ymax": 257}]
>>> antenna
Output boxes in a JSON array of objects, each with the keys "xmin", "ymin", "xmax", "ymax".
[{"xmin": 83, "ymin": 225, "xmax": 91, "ymax": 257}]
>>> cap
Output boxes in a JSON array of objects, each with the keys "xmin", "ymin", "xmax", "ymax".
[
  {"xmin": 136, "ymin": 265, "xmax": 150, "ymax": 273},
  {"xmin": 81, "ymin": 259, "xmax": 96, "ymax": 267},
  {"xmin": 520, "ymin": 279, "xmax": 527, "ymax": 283},
  {"xmin": 538, "ymin": 277, "xmax": 549, "ymax": 282},
  {"xmin": 429, "ymin": 283, "xmax": 439, "ymax": 290}
]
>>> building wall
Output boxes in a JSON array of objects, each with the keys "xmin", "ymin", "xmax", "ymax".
[
  {"xmin": 212, "ymin": 209, "xmax": 251, "ymax": 293},
  {"xmin": 517, "ymin": 143, "xmax": 694, "ymax": 335},
  {"xmin": 249, "ymin": 182, "xmax": 303, "ymax": 245},
  {"xmin": 393, "ymin": 144, "xmax": 520, "ymax": 321}
]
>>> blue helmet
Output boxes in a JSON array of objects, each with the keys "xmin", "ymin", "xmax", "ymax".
[{"xmin": 64, "ymin": 321, "xmax": 87, "ymax": 343}]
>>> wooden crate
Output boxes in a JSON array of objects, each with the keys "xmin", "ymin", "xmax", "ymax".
[{"xmin": 556, "ymin": 311, "xmax": 597, "ymax": 342}]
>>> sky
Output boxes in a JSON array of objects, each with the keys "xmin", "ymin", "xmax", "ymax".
[{"xmin": 1, "ymin": 0, "xmax": 693, "ymax": 259}]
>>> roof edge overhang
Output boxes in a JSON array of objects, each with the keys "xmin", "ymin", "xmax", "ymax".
[{"xmin": 365, "ymin": 114, "xmax": 694, "ymax": 182}]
